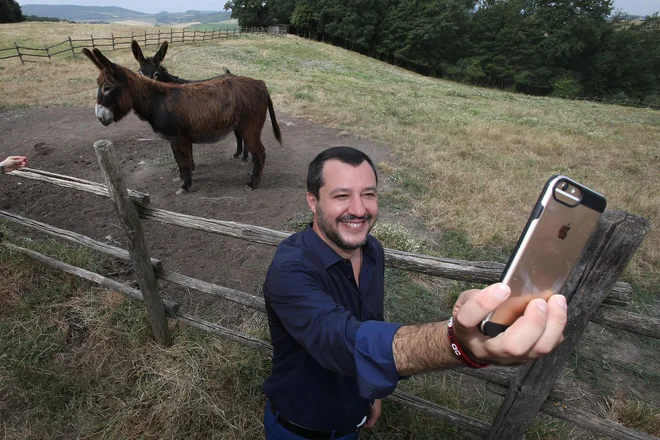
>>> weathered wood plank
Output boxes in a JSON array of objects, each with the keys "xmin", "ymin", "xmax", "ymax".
[
  {"xmin": 158, "ymin": 269, "xmax": 266, "ymax": 312},
  {"xmin": 487, "ymin": 210, "xmax": 651, "ymax": 440},
  {"xmin": 11, "ymin": 167, "xmax": 150, "ymax": 206},
  {"xmin": 541, "ymin": 400, "xmax": 659, "ymax": 440},
  {"xmin": 464, "ymin": 365, "xmax": 571, "ymax": 401},
  {"xmin": 0, "ymin": 210, "xmax": 162, "ymax": 272},
  {"xmin": 389, "ymin": 390, "xmax": 491, "ymax": 437},
  {"xmin": 0, "ymin": 241, "xmax": 179, "ymax": 316},
  {"xmin": 487, "ymin": 383, "xmax": 659, "ymax": 440},
  {"xmin": 591, "ymin": 306, "xmax": 660, "ymax": 339},
  {"xmin": 139, "ymin": 206, "xmax": 631, "ymax": 306},
  {"xmin": 176, "ymin": 312, "xmax": 273, "ymax": 352},
  {"xmin": 94, "ymin": 140, "xmax": 170, "ymax": 346}
]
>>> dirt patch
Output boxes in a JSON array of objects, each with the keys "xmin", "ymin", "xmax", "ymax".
[{"xmin": 0, "ymin": 107, "xmax": 399, "ymax": 318}]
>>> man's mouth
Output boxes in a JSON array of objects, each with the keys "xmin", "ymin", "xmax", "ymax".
[{"xmin": 338, "ymin": 215, "xmax": 372, "ymax": 230}]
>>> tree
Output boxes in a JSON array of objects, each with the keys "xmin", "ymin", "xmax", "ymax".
[
  {"xmin": 224, "ymin": 0, "xmax": 272, "ymax": 28},
  {"xmin": 0, "ymin": 0, "xmax": 24, "ymax": 23}
]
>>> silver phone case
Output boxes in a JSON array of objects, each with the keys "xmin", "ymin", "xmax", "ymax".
[{"xmin": 480, "ymin": 175, "xmax": 606, "ymax": 337}]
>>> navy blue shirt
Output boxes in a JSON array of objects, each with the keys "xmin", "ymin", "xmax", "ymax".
[{"xmin": 262, "ymin": 225, "xmax": 402, "ymax": 431}]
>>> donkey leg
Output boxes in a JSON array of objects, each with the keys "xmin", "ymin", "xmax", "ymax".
[
  {"xmin": 175, "ymin": 141, "xmax": 194, "ymax": 194},
  {"xmin": 232, "ymin": 129, "xmax": 243, "ymax": 159},
  {"xmin": 170, "ymin": 143, "xmax": 184, "ymax": 183},
  {"xmin": 246, "ymin": 141, "xmax": 266, "ymax": 190}
]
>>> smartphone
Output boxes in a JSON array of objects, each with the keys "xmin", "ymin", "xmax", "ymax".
[{"xmin": 479, "ymin": 175, "xmax": 606, "ymax": 337}]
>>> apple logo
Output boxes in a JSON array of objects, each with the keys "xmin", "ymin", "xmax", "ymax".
[{"xmin": 558, "ymin": 223, "xmax": 571, "ymax": 240}]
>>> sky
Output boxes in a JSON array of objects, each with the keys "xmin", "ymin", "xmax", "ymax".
[{"xmin": 17, "ymin": 0, "xmax": 660, "ymax": 16}]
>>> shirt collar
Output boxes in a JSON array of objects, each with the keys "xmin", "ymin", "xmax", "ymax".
[{"xmin": 303, "ymin": 223, "xmax": 378, "ymax": 269}]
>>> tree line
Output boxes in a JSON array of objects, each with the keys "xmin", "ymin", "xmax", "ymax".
[
  {"xmin": 224, "ymin": 0, "xmax": 660, "ymax": 102},
  {"xmin": 0, "ymin": 0, "xmax": 23, "ymax": 23}
]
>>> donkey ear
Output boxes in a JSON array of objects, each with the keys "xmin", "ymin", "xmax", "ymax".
[
  {"xmin": 131, "ymin": 40, "xmax": 145, "ymax": 63},
  {"xmin": 82, "ymin": 48, "xmax": 104, "ymax": 71},
  {"xmin": 154, "ymin": 41, "xmax": 169, "ymax": 65},
  {"xmin": 92, "ymin": 48, "xmax": 115, "ymax": 72}
]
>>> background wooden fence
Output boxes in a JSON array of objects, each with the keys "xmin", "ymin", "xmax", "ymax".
[
  {"xmin": 1, "ymin": 140, "xmax": 657, "ymax": 440},
  {"xmin": 0, "ymin": 26, "xmax": 285, "ymax": 64}
]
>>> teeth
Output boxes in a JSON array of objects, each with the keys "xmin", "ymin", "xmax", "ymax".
[{"xmin": 345, "ymin": 222, "xmax": 363, "ymax": 229}]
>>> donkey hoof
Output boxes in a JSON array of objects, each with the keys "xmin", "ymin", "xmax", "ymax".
[
  {"xmin": 244, "ymin": 184, "xmax": 254, "ymax": 191},
  {"xmin": 173, "ymin": 177, "xmax": 182, "ymax": 183},
  {"xmin": 241, "ymin": 160, "xmax": 248, "ymax": 166},
  {"xmin": 175, "ymin": 188, "xmax": 189, "ymax": 195}
]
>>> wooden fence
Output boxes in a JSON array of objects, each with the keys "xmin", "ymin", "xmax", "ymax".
[
  {"xmin": 0, "ymin": 26, "xmax": 285, "ymax": 64},
  {"xmin": 1, "ymin": 140, "xmax": 657, "ymax": 440}
]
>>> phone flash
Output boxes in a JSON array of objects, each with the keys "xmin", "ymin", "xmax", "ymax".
[{"xmin": 570, "ymin": 188, "xmax": 576, "ymax": 194}]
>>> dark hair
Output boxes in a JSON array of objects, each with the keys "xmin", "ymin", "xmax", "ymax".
[{"xmin": 307, "ymin": 146, "xmax": 378, "ymax": 199}]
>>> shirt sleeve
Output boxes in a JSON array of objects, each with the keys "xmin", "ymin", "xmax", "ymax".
[{"xmin": 265, "ymin": 260, "xmax": 402, "ymax": 399}]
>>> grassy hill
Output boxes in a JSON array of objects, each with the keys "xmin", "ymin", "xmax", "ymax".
[
  {"xmin": 20, "ymin": 5, "xmax": 231, "ymax": 25},
  {"xmin": 0, "ymin": 22, "xmax": 658, "ymax": 439}
]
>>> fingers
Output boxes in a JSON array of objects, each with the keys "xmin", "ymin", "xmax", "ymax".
[
  {"xmin": 530, "ymin": 294, "xmax": 567, "ymax": 355},
  {"xmin": 454, "ymin": 283, "xmax": 511, "ymax": 328},
  {"xmin": 488, "ymin": 298, "xmax": 549, "ymax": 358},
  {"xmin": 482, "ymin": 294, "xmax": 567, "ymax": 362}
]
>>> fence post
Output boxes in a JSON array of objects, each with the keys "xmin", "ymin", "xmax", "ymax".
[
  {"xmin": 68, "ymin": 36, "xmax": 75, "ymax": 57},
  {"xmin": 44, "ymin": 44, "xmax": 51, "ymax": 60},
  {"xmin": 170, "ymin": 29, "xmax": 173, "ymax": 43},
  {"xmin": 486, "ymin": 210, "xmax": 650, "ymax": 440},
  {"xmin": 93, "ymin": 140, "xmax": 171, "ymax": 347},
  {"xmin": 158, "ymin": 29, "xmax": 161, "ymax": 45},
  {"xmin": 91, "ymin": 34, "xmax": 95, "ymax": 48},
  {"xmin": 144, "ymin": 30, "xmax": 147, "ymax": 46},
  {"xmin": 111, "ymin": 33, "xmax": 115, "ymax": 50},
  {"xmin": 14, "ymin": 42, "xmax": 24, "ymax": 65}
]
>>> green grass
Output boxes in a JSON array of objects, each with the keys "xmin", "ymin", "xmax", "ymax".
[{"xmin": 186, "ymin": 20, "xmax": 239, "ymax": 31}]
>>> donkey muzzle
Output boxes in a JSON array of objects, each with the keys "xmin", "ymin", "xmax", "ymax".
[{"xmin": 95, "ymin": 104, "xmax": 114, "ymax": 126}]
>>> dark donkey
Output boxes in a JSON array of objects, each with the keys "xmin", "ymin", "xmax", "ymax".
[
  {"xmin": 131, "ymin": 40, "xmax": 249, "ymax": 162},
  {"xmin": 83, "ymin": 48, "xmax": 282, "ymax": 193}
]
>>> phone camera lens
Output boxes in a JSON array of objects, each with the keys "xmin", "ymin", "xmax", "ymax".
[{"xmin": 561, "ymin": 182, "xmax": 569, "ymax": 191}]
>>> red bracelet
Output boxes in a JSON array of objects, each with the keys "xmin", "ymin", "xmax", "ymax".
[{"xmin": 447, "ymin": 317, "xmax": 490, "ymax": 369}]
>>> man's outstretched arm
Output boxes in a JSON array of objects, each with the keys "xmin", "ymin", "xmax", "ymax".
[{"xmin": 392, "ymin": 283, "xmax": 567, "ymax": 376}]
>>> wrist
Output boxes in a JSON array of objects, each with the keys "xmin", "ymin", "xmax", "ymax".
[{"xmin": 447, "ymin": 317, "xmax": 489, "ymax": 369}]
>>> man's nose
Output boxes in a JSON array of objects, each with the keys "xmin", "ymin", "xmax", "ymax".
[{"xmin": 348, "ymin": 196, "xmax": 367, "ymax": 217}]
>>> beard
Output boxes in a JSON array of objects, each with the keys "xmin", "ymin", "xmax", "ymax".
[{"xmin": 316, "ymin": 205, "xmax": 375, "ymax": 251}]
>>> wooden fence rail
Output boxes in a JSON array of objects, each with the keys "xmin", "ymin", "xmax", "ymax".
[
  {"xmin": 1, "ymin": 141, "xmax": 656, "ymax": 440},
  {"xmin": 0, "ymin": 26, "xmax": 281, "ymax": 63}
]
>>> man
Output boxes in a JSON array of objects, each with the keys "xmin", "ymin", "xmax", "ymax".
[{"xmin": 262, "ymin": 146, "xmax": 567, "ymax": 439}]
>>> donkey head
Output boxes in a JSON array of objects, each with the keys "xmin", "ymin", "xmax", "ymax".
[
  {"xmin": 83, "ymin": 48, "xmax": 133, "ymax": 126},
  {"xmin": 132, "ymin": 40, "xmax": 168, "ymax": 80}
]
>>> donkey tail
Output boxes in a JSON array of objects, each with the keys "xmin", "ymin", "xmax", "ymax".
[{"xmin": 267, "ymin": 94, "xmax": 283, "ymax": 146}]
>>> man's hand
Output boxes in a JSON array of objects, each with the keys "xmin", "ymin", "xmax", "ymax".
[
  {"xmin": 364, "ymin": 399, "xmax": 381, "ymax": 428},
  {"xmin": 1, "ymin": 156, "xmax": 28, "ymax": 173},
  {"xmin": 453, "ymin": 283, "xmax": 567, "ymax": 364}
]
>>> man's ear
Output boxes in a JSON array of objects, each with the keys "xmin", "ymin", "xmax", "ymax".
[{"xmin": 306, "ymin": 192, "xmax": 317, "ymax": 215}]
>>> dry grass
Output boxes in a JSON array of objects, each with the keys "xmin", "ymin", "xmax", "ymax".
[{"xmin": 1, "ymin": 27, "xmax": 657, "ymax": 290}]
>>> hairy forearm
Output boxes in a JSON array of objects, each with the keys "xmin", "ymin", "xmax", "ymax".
[{"xmin": 392, "ymin": 321, "xmax": 462, "ymax": 375}]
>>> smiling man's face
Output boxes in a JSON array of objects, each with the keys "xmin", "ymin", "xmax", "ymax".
[{"xmin": 307, "ymin": 159, "xmax": 379, "ymax": 258}]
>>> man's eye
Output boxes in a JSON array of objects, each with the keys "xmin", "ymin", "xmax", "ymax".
[{"xmin": 102, "ymin": 86, "xmax": 112, "ymax": 93}]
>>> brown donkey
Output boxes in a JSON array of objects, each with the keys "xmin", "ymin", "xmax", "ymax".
[
  {"xmin": 130, "ymin": 40, "xmax": 248, "ymax": 162},
  {"xmin": 82, "ymin": 47, "xmax": 282, "ymax": 193}
]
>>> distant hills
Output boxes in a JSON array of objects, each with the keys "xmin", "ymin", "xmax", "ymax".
[{"xmin": 20, "ymin": 5, "xmax": 232, "ymax": 25}]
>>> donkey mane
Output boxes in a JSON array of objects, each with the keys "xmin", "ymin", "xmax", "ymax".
[{"xmin": 83, "ymin": 47, "xmax": 282, "ymax": 194}]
